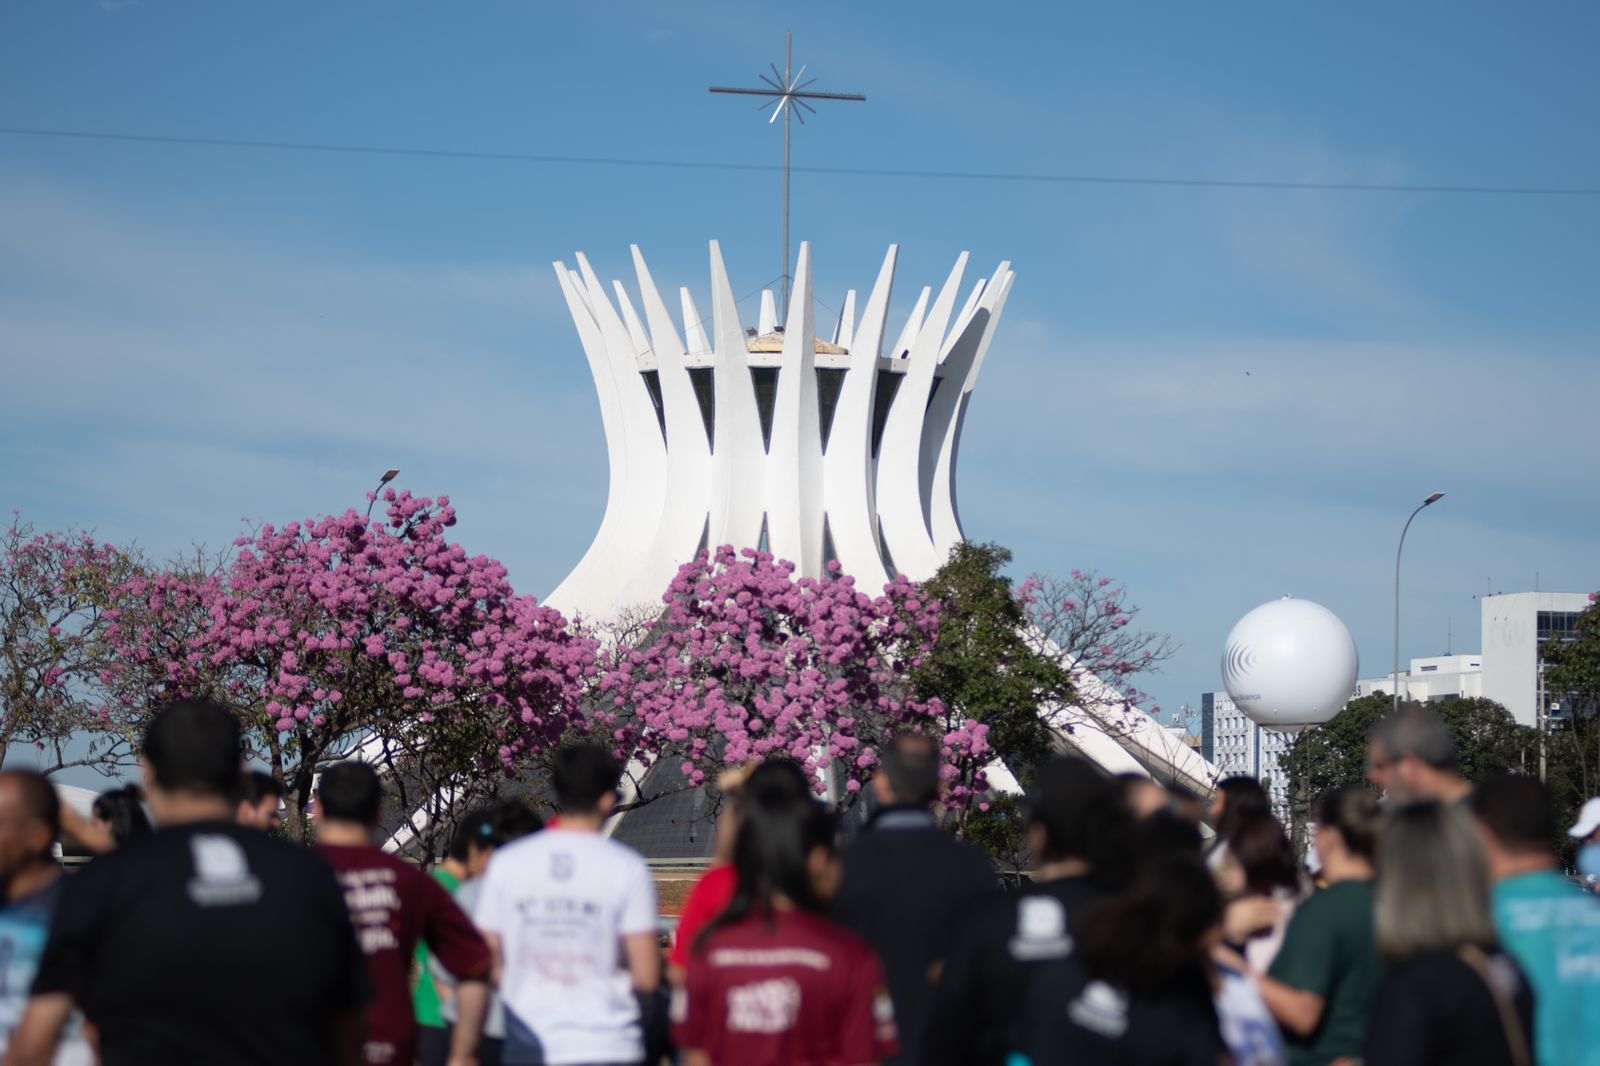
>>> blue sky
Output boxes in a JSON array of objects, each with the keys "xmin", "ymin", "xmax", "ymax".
[{"xmin": 2, "ymin": 0, "xmax": 1597, "ymax": 739}]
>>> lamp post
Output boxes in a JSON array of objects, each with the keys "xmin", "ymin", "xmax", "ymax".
[
  {"xmin": 1393, "ymin": 491, "xmax": 1445, "ymax": 715},
  {"xmin": 365, "ymin": 469, "xmax": 400, "ymax": 522}
]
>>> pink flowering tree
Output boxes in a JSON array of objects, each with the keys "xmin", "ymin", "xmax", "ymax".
[
  {"xmin": 596, "ymin": 547, "xmax": 991, "ymax": 811},
  {"xmin": 0, "ymin": 516, "xmax": 141, "ymax": 775},
  {"xmin": 105, "ymin": 491, "xmax": 596, "ymax": 843},
  {"xmin": 1019, "ymin": 566, "xmax": 1178, "ymax": 734}
]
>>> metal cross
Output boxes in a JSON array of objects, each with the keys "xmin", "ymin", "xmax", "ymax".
[{"xmin": 710, "ymin": 32, "xmax": 865, "ymax": 320}]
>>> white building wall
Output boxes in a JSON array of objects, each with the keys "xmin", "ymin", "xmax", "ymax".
[
  {"xmin": 1355, "ymin": 654, "xmax": 1484, "ymax": 703},
  {"xmin": 1481, "ymin": 592, "xmax": 1591, "ymax": 727}
]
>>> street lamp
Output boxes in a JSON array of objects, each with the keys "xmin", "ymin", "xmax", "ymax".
[
  {"xmin": 365, "ymin": 469, "xmax": 401, "ymax": 521},
  {"xmin": 1393, "ymin": 491, "xmax": 1445, "ymax": 715}
]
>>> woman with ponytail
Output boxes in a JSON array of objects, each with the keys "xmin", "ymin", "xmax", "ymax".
[{"xmin": 674, "ymin": 786, "xmax": 897, "ymax": 1066}]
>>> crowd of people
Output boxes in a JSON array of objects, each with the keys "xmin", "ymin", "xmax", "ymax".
[{"xmin": 0, "ymin": 698, "xmax": 1597, "ymax": 1066}]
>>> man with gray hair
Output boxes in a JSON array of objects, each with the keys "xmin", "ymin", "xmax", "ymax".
[{"xmin": 1365, "ymin": 704, "xmax": 1471, "ymax": 803}]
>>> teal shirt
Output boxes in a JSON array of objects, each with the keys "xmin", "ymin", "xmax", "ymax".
[{"xmin": 1493, "ymin": 870, "xmax": 1600, "ymax": 1066}]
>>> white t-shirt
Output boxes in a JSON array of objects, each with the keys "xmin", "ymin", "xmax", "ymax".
[{"xmin": 474, "ymin": 828, "xmax": 658, "ymax": 1065}]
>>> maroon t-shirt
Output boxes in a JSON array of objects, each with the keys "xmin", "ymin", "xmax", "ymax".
[
  {"xmin": 674, "ymin": 907, "xmax": 899, "ymax": 1066},
  {"xmin": 318, "ymin": 844, "xmax": 490, "ymax": 1066}
]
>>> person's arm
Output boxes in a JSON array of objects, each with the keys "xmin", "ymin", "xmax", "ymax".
[
  {"xmin": 1255, "ymin": 974, "xmax": 1326, "ymax": 1037},
  {"xmin": 2, "ymin": 994, "xmax": 73, "ymax": 1066},
  {"xmin": 624, "ymin": 931, "xmax": 662, "ymax": 994},
  {"xmin": 418, "ymin": 875, "xmax": 491, "ymax": 1062},
  {"xmin": 1260, "ymin": 896, "xmax": 1335, "ymax": 1037},
  {"xmin": 620, "ymin": 857, "xmax": 661, "ymax": 994},
  {"xmin": 57, "ymin": 805, "xmax": 113, "ymax": 855},
  {"xmin": 446, "ymin": 981, "xmax": 490, "ymax": 1066}
]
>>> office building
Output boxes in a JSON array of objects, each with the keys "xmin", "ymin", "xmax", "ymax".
[
  {"xmin": 1481, "ymin": 592, "xmax": 1591, "ymax": 727},
  {"xmin": 1200, "ymin": 691, "xmax": 1291, "ymax": 818}
]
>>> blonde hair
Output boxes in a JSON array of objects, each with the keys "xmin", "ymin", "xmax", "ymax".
[{"xmin": 1374, "ymin": 801, "xmax": 1498, "ymax": 959}]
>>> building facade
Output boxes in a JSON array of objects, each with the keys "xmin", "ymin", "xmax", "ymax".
[
  {"xmin": 545, "ymin": 240, "xmax": 1221, "ymax": 833},
  {"xmin": 1200, "ymin": 691, "xmax": 1291, "ymax": 818},
  {"xmin": 1354, "ymin": 654, "xmax": 1484, "ymax": 703},
  {"xmin": 1481, "ymin": 592, "xmax": 1591, "ymax": 727}
]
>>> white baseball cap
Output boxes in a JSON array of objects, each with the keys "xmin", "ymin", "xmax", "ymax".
[{"xmin": 1569, "ymin": 797, "xmax": 1600, "ymax": 840}]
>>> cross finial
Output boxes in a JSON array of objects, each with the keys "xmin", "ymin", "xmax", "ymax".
[{"xmin": 710, "ymin": 32, "xmax": 865, "ymax": 320}]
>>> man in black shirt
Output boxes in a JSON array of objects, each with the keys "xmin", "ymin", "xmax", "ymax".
[
  {"xmin": 6, "ymin": 698, "xmax": 368, "ymax": 1066},
  {"xmin": 833, "ymin": 732, "xmax": 996, "ymax": 1066},
  {"xmin": 925, "ymin": 756, "xmax": 1127, "ymax": 1066}
]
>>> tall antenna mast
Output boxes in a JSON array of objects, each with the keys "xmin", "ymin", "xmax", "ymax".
[{"xmin": 710, "ymin": 31, "xmax": 865, "ymax": 319}]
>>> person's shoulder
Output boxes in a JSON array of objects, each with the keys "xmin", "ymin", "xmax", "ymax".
[
  {"xmin": 1305, "ymin": 878, "xmax": 1372, "ymax": 912},
  {"xmin": 590, "ymin": 831, "xmax": 651, "ymax": 872},
  {"xmin": 792, "ymin": 909, "xmax": 880, "ymax": 964},
  {"xmin": 316, "ymin": 840, "xmax": 404, "ymax": 874}
]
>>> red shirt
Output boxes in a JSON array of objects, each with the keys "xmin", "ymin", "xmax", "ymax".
[
  {"xmin": 674, "ymin": 907, "xmax": 899, "ymax": 1066},
  {"xmin": 318, "ymin": 844, "xmax": 491, "ymax": 1066},
  {"xmin": 671, "ymin": 864, "xmax": 738, "ymax": 968}
]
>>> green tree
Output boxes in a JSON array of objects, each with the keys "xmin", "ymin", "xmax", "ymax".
[
  {"xmin": 1286, "ymin": 695, "xmax": 1537, "ymax": 802},
  {"xmin": 912, "ymin": 542, "xmax": 1073, "ymax": 774},
  {"xmin": 1540, "ymin": 593, "xmax": 1600, "ymax": 858}
]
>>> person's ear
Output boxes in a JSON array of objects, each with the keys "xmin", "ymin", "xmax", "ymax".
[
  {"xmin": 871, "ymin": 772, "xmax": 894, "ymax": 806},
  {"xmin": 597, "ymin": 790, "xmax": 618, "ymax": 819},
  {"xmin": 139, "ymin": 757, "xmax": 157, "ymax": 795},
  {"xmin": 1026, "ymin": 822, "xmax": 1048, "ymax": 862}
]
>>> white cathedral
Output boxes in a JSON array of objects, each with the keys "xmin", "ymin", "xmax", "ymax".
[{"xmin": 544, "ymin": 239, "xmax": 1215, "ymax": 807}]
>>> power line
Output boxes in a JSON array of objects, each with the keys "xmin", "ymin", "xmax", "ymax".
[{"xmin": 2, "ymin": 124, "xmax": 1598, "ymax": 198}]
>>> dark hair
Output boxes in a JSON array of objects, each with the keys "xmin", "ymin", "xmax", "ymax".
[
  {"xmin": 1471, "ymin": 773, "xmax": 1556, "ymax": 855},
  {"xmin": 552, "ymin": 742, "xmax": 621, "ymax": 814},
  {"xmin": 880, "ymin": 733, "xmax": 940, "ymax": 807},
  {"xmin": 1370, "ymin": 706, "xmax": 1458, "ymax": 771},
  {"xmin": 697, "ymin": 793, "xmax": 836, "ymax": 953},
  {"xmin": 492, "ymin": 798, "xmax": 544, "ymax": 842},
  {"xmin": 92, "ymin": 785, "xmax": 152, "ymax": 847},
  {"xmin": 742, "ymin": 757, "xmax": 813, "ymax": 804},
  {"xmin": 1312, "ymin": 785, "xmax": 1381, "ymax": 862},
  {"xmin": 239, "ymin": 770, "xmax": 284, "ymax": 806},
  {"xmin": 1213, "ymin": 776, "xmax": 1273, "ymax": 840},
  {"xmin": 448, "ymin": 806, "xmax": 501, "ymax": 861},
  {"xmin": 142, "ymin": 698, "xmax": 243, "ymax": 798},
  {"xmin": 1077, "ymin": 850, "xmax": 1223, "ymax": 995},
  {"xmin": 1135, "ymin": 809, "xmax": 1203, "ymax": 861},
  {"xmin": 1030, "ymin": 756, "xmax": 1127, "ymax": 865},
  {"xmin": 0, "ymin": 770, "xmax": 62, "ymax": 854},
  {"xmin": 1227, "ymin": 813, "xmax": 1299, "ymax": 895},
  {"xmin": 317, "ymin": 761, "xmax": 382, "ymax": 825}
]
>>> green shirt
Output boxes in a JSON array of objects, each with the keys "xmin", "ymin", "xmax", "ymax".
[
  {"xmin": 1493, "ymin": 869, "xmax": 1600, "ymax": 1066},
  {"xmin": 411, "ymin": 867, "xmax": 463, "ymax": 1029},
  {"xmin": 1268, "ymin": 879, "xmax": 1380, "ymax": 1066}
]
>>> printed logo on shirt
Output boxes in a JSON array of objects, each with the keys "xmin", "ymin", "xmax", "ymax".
[
  {"xmin": 726, "ymin": 977, "xmax": 802, "ymax": 1034},
  {"xmin": 336, "ymin": 868, "xmax": 402, "ymax": 954},
  {"xmin": 707, "ymin": 947, "xmax": 832, "ymax": 971},
  {"xmin": 1009, "ymin": 896, "xmax": 1073, "ymax": 960},
  {"xmin": 1067, "ymin": 980, "xmax": 1129, "ymax": 1039},
  {"xmin": 186, "ymin": 835, "xmax": 263, "ymax": 906}
]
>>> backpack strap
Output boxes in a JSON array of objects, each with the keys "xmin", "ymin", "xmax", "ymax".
[{"xmin": 1456, "ymin": 944, "xmax": 1532, "ymax": 1066}]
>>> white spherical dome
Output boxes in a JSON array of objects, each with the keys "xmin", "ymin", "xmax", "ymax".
[{"xmin": 1222, "ymin": 597, "xmax": 1358, "ymax": 730}]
